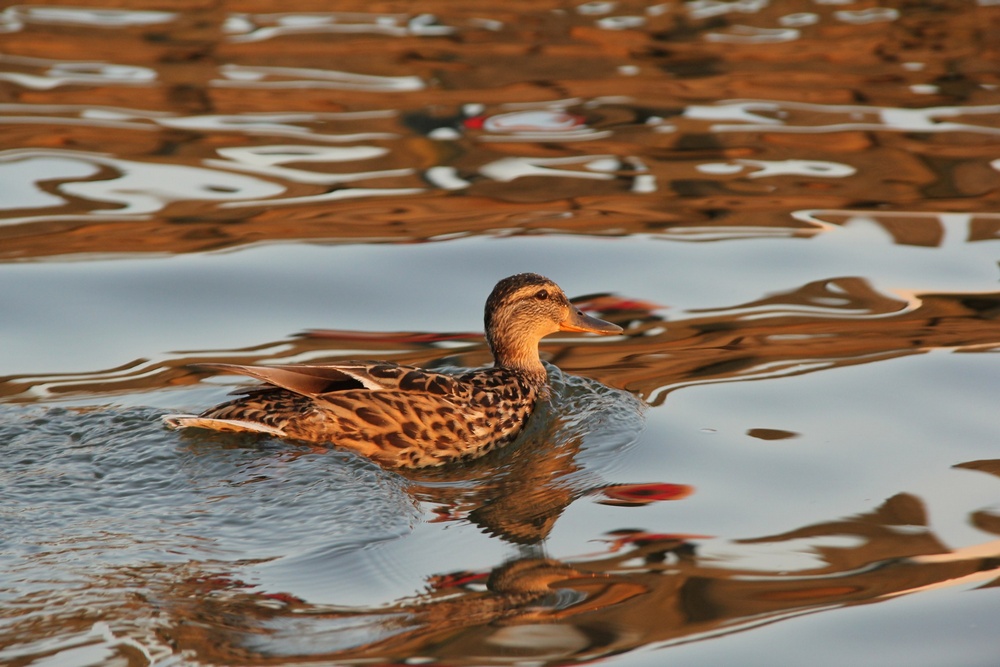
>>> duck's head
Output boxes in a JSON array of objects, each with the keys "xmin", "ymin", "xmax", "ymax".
[{"xmin": 484, "ymin": 273, "xmax": 622, "ymax": 381}]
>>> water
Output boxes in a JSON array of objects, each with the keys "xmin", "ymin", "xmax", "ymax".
[{"xmin": 2, "ymin": 1, "xmax": 1000, "ymax": 665}]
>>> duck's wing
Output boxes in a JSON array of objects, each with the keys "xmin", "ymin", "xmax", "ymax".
[{"xmin": 194, "ymin": 362, "xmax": 463, "ymax": 398}]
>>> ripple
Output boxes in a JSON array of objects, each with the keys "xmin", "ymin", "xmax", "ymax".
[
  {"xmin": 0, "ymin": 54, "xmax": 156, "ymax": 89},
  {"xmin": 0, "ymin": 148, "xmax": 286, "ymax": 224},
  {"xmin": 1, "ymin": 5, "xmax": 175, "ymax": 29},
  {"xmin": 2, "ymin": 1, "xmax": 999, "ymax": 663},
  {"xmin": 225, "ymin": 11, "xmax": 456, "ymax": 42},
  {"xmin": 214, "ymin": 64, "xmax": 425, "ymax": 92},
  {"xmin": 0, "ymin": 405, "xmax": 417, "ymax": 573}
]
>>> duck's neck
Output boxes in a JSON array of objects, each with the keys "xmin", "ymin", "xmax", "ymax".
[{"xmin": 487, "ymin": 330, "xmax": 548, "ymax": 386}]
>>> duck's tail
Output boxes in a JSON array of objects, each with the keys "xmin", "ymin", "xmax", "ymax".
[{"xmin": 162, "ymin": 414, "xmax": 286, "ymax": 437}]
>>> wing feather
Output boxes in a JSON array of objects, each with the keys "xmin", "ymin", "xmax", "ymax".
[{"xmin": 194, "ymin": 362, "xmax": 464, "ymax": 399}]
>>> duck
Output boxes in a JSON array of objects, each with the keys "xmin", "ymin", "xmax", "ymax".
[{"xmin": 163, "ymin": 273, "xmax": 622, "ymax": 468}]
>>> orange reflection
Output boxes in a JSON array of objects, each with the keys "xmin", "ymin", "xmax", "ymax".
[
  {"xmin": 4, "ymin": 281, "xmax": 998, "ymax": 411},
  {"xmin": 144, "ymin": 492, "xmax": 1000, "ymax": 666}
]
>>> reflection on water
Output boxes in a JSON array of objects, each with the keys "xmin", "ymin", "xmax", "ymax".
[
  {"xmin": 2, "ymin": 0, "xmax": 1000, "ymax": 665},
  {"xmin": 400, "ymin": 368, "xmax": 648, "ymax": 544},
  {"xmin": 3, "ymin": 269, "xmax": 998, "ymax": 664},
  {"xmin": 224, "ymin": 11, "xmax": 460, "ymax": 42},
  {"xmin": 4, "ymin": 272, "xmax": 997, "ymax": 408},
  {"xmin": 0, "ymin": 0, "xmax": 996, "ymax": 257},
  {"xmin": 0, "ymin": 368, "xmax": 647, "ymax": 664},
  {"xmin": 0, "ymin": 148, "xmax": 286, "ymax": 222},
  {"xmin": 157, "ymin": 492, "xmax": 1000, "ymax": 666}
]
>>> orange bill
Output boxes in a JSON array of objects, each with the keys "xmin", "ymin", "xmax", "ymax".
[{"xmin": 559, "ymin": 307, "xmax": 623, "ymax": 334}]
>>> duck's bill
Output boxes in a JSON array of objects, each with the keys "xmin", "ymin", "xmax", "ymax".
[{"xmin": 559, "ymin": 308, "xmax": 623, "ymax": 335}]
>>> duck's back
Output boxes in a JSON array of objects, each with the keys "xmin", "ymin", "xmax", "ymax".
[{"xmin": 184, "ymin": 364, "xmax": 540, "ymax": 467}]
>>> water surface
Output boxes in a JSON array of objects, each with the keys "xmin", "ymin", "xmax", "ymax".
[{"xmin": 2, "ymin": 1, "xmax": 1000, "ymax": 665}]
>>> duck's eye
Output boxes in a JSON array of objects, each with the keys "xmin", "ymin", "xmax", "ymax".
[{"xmin": 534, "ymin": 289, "xmax": 549, "ymax": 300}]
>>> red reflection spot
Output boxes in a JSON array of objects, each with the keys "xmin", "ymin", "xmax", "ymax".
[
  {"xmin": 462, "ymin": 115, "xmax": 486, "ymax": 129},
  {"xmin": 429, "ymin": 571, "xmax": 489, "ymax": 590},
  {"xmin": 598, "ymin": 483, "xmax": 693, "ymax": 506}
]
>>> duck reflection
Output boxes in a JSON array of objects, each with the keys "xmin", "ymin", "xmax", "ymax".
[
  {"xmin": 158, "ymin": 490, "xmax": 1000, "ymax": 666},
  {"xmin": 396, "ymin": 360, "xmax": 654, "ymax": 544}
]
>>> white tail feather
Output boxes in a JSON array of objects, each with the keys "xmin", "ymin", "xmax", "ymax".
[{"xmin": 162, "ymin": 414, "xmax": 285, "ymax": 437}]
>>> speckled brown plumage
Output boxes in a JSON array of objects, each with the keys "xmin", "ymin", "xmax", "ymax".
[{"xmin": 163, "ymin": 273, "xmax": 622, "ymax": 468}]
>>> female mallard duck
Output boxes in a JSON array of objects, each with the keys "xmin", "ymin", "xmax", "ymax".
[{"xmin": 164, "ymin": 273, "xmax": 622, "ymax": 468}]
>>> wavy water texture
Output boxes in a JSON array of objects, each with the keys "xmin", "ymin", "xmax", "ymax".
[
  {"xmin": 0, "ymin": 1, "xmax": 997, "ymax": 257},
  {"xmin": 0, "ymin": 366, "xmax": 647, "ymax": 665},
  {"xmin": 2, "ymin": 1, "xmax": 1000, "ymax": 665}
]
